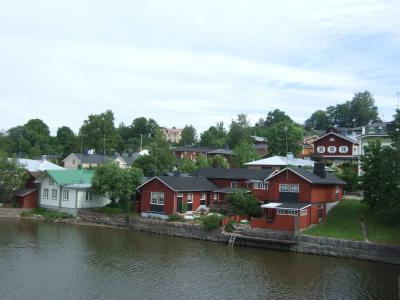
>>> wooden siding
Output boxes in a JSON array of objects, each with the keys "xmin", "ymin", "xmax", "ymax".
[{"xmin": 313, "ymin": 133, "xmax": 355, "ymax": 157}]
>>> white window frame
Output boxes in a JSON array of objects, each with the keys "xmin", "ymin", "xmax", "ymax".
[
  {"xmin": 43, "ymin": 188, "xmax": 49, "ymax": 199},
  {"xmin": 317, "ymin": 146, "xmax": 325, "ymax": 153},
  {"xmin": 49, "ymin": 177, "xmax": 55, "ymax": 185},
  {"xmin": 200, "ymin": 193, "xmax": 206, "ymax": 201},
  {"xmin": 300, "ymin": 209, "xmax": 307, "ymax": 216},
  {"xmin": 150, "ymin": 192, "xmax": 164, "ymax": 205},
  {"xmin": 213, "ymin": 193, "xmax": 218, "ymax": 201},
  {"xmin": 279, "ymin": 184, "xmax": 299, "ymax": 193},
  {"xmin": 327, "ymin": 146, "xmax": 337, "ymax": 153},
  {"xmin": 86, "ymin": 191, "xmax": 93, "ymax": 202},
  {"xmin": 187, "ymin": 193, "xmax": 193, "ymax": 204},
  {"xmin": 290, "ymin": 184, "xmax": 299, "ymax": 193},
  {"xmin": 279, "ymin": 184, "xmax": 289, "ymax": 192},
  {"xmin": 277, "ymin": 209, "xmax": 298, "ymax": 216},
  {"xmin": 339, "ymin": 146, "xmax": 348, "ymax": 153},
  {"xmin": 177, "ymin": 192, "xmax": 183, "ymax": 198},
  {"xmin": 253, "ymin": 181, "xmax": 266, "ymax": 190},
  {"xmin": 51, "ymin": 189, "xmax": 57, "ymax": 200},
  {"xmin": 329, "ymin": 137, "xmax": 335, "ymax": 142},
  {"xmin": 62, "ymin": 190, "xmax": 69, "ymax": 201},
  {"xmin": 231, "ymin": 182, "xmax": 239, "ymax": 188}
]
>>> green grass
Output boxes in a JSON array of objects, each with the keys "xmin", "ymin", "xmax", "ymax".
[
  {"xmin": 21, "ymin": 208, "xmax": 74, "ymax": 219},
  {"xmin": 304, "ymin": 200, "xmax": 400, "ymax": 244}
]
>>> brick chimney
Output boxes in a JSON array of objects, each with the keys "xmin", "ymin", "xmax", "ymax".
[{"xmin": 313, "ymin": 162, "xmax": 326, "ymax": 178}]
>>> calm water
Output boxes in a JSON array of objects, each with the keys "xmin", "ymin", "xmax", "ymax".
[{"xmin": 0, "ymin": 219, "xmax": 399, "ymax": 300}]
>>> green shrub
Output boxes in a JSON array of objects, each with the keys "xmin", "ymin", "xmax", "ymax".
[
  {"xmin": 224, "ymin": 221, "xmax": 236, "ymax": 232},
  {"xmin": 167, "ymin": 213, "xmax": 185, "ymax": 222},
  {"xmin": 28, "ymin": 208, "xmax": 73, "ymax": 219},
  {"xmin": 201, "ymin": 214, "xmax": 223, "ymax": 231},
  {"xmin": 227, "ymin": 192, "xmax": 261, "ymax": 217}
]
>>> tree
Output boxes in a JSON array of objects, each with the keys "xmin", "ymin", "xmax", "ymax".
[
  {"xmin": 0, "ymin": 154, "xmax": 27, "ymax": 205},
  {"xmin": 195, "ymin": 154, "xmax": 209, "ymax": 169},
  {"xmin": 132, "ymin": 155, "xmax": 155, "ymax": 177},
  {"xmin": 180, "ymin": 125, "xmax": 197, "ymax": 146},
  {"xmin": 335, "ymin": 163, "xmax": 358, "ymax": 191},
  {"xmin": 266, "ymin": 121, "xmax": 304, "ymax": 156},
  {"xmin": 264, "ymin": 109, "xmax": 292, "ymax": 127},
  {"xmin": 233, "ymin": 142, "xmax": 260, "ymax": 167},
  {"xmin": 208, "ymin": 154, "xmax": 228, "ymax": 169},
  {"xmin": 178, "ymin": 158, "xmax": 196, "ymax": 173},
  {"xmin": 227, "ymin": 192, "xmax": 261, "ymax": 217},
  {"xmin": 91, "ymin": 161, "xmax": 143, "ymax": 207},
  {"xmin": 305, "ymin": 110, "xmax": 330, "ymax": 130},
  {"xmin": 200, "ymin": 122, "xmax": 227, "ymax": 148},
  {"xmin": 226, "ymin": 114, "xmax": 251, "ymax": 148},
  {"xmin": 350, "ymin": 91, "xmax": 379, "ymax": 127},
  {"xmin": 79, "ymin": 110, "xmax": 117, "ymax": 154},
  {"xmin": 56, "ymin": 126, "xmax": 78, "ymax": 156}
]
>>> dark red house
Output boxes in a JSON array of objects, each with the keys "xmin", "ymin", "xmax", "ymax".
[
  {"xmin": 313, "ymin": 130, "xmax": 358, "ymax": 165},
  {"xmin": 251, "ymin": 163, "xmax": 346, "ymax": 231}
]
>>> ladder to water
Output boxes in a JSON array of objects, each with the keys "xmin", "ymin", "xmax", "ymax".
[{"xmin": 228, "ymin": 234, "xmax": 237, "ymax": 247}]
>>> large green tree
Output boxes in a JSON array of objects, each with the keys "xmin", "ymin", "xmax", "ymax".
[
  {"xmin": 266, "ymin": 121, "xmax": 304, "ymax": 156},
  {"xmin": 200, "ymin": 122, "xmax": 227, "ymax": 148},
  {"xmin": 79, "ymin": 110, "xmax": 117, "ymax": 155},
  {"xmin": 226, "ymin": 114, "xmax": 252, "ymax": 149},
  {"xmin": 91, "ymin": 161, "xmax": 143, "ymax": 207},
  {"xmin": 264, "ymin": 109, "xmax": 293, "ymax": 127},
  {"xmin": 233, "ymin": 142, "xmax": 260, "ymax": 167},
  {"xmin": 180, "ymin": 125, "xmax": 197, "ymax": 146},
  {"xmin": 208, "ymin": 154, "xmax": 228, "ymax": 169},
  {"xmin": 56, "ymin": 126, "xmax": 78, "ymax": 156},
  {"xmin": 0, "ymin": 154, "xmax": 27, "ymax": 205},
  {"xmin": 304, "ymin": 110, "xmax": 330, "ymax": 130}
]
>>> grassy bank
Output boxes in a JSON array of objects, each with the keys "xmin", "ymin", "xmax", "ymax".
[
  {"xmin": 304, "ymin": 200, "xmax": 400, "ymax": 244},
  {"xmin": 21, "ymin": 208, "xmax": 74, "ymax": 219}
]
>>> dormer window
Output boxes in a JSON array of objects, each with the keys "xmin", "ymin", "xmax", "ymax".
[{"xmin": 329, "ymin": 137, "xmax": 335, "ymax": 142}]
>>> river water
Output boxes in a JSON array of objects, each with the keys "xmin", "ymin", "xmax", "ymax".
[{"xmin": 0, "ymin": 219, "xmax": 399, "ymax": 300}]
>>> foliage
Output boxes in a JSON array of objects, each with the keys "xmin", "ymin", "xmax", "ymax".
[
  {"xmin": 167, "ymin": 213, "xmax": 185, "ymax": 222},
  {"xmin": 265, "ymin": 121, "xmax": 304, "ymax": 156},
  {"xmin": 264, "ymin": 109, "xmax": 293, "ymax": 127},
  {"xmin": 226, "ymin": 114, "xmax": 251, "ymax": 148},
  {"xmin": 208, "ymin": 154, "xmax": 228, "ymax": 169},
  {"xmin": 224, "ymin": 221, "xmax": 236, "ymax": 232},
  {"xmin": 91, "ymin": 161, "xmax": 143, "ymax": 207},
  {"xmin": 304, "ymin": 110, "xmax": 330, "ymax": 130},
  {"xmin": 201, "ymin": 214, "xmax": 223, "ymax": 231},
  {"xmin": 22, "ymin": 208, "xmax": 74, "ymax": 219},
  {"xmin": 0, "ymin": 155, "xmax": 27, "ymax": 204},
  {"xmin": 226, "ymin": 192, "xmax": 261, "ymax": 217},
  {"xmin": 335, "ymin": 163, "xmax": 358, "ymax": 192},
  {"xmin": 132, "ymin": 155, "xmax": 155, "ymax": 176},
  {"xmin": 199, "ymin": 122, "xmax": 227, "ymax": 148},
  {"xmin": 233, "ymin": 142, "xmax": 260, "ymax": 167},
  {"xmin": 178, "ymin": 158, "xmax": 196, "ymax": 173},
  {"xmin": 195, "ymin": 154, "xmax": 209, "ymax": 169},
  {"xmin": 79, "ymin": 110, "xmax": 117, "ymax": 155},
  {"xmin": 57, "ymin": 126, "xmax": 79, "ymax": 156},
  {"xmin": 180, "ymin": 125, "xmax": 197, "ymax": 146},
  {"xmin": 149, "ymin": 129, "xmax": 176, "ymax": 175}
]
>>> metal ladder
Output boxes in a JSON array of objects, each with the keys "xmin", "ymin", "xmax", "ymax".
[{"xmin": 228, "ymin": 234, "xmax": 237, "ymax": 247}]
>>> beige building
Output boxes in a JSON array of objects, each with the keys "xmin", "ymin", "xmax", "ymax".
[{"xmin": 161, "ymin": 127, "xmax": 183, "ymax": 143}]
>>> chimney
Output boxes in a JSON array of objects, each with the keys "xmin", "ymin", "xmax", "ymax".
[
  {"xmin": 313, "ymin": 162, "xmax": 326, "ymax": 178},
  {"xmin": 41, "ymin": 155, "xmax": 47, "ymax": 162},
  {"xmin": 287, "ymin": 152, "xmax": 294, "ymax": 161}
]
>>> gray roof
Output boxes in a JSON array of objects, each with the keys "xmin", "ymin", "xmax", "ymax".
[
  {"xmin": 121, "ymin": 153, "xmax": 141, "ymax": 165},
  {"xmin": 173, "ymin": 147, "xmax": 213, "ymax": 153},
  {"xmin": 268, "ymin": 167, "xmax": 346, "ymax": 185},
  {"xmin": 72, "ymin": 153, "xmax": 120, "ymax": 164},
  {"xmin": 140, "ymin": 176, "xmax": 218, "ymax": 192},
  {"xmin": 314, "ymin": 132, "xmax": 357, "ymax": 144},
  {"xmin": 192, "ymin": 168, "xmax": 273, "ymax": 180},
  {"xmin": 213, "ymin": 187, "xmax": 250, "ymax": 194},
  {"xmin": 207, "ymin": 149, "xmax": 234, "ymax": 155}
]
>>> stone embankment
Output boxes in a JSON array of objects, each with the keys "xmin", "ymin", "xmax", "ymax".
[
  {"xmin": 0, "ymin": 208, "xmax": 27, "ymax": 219},
  {"xmin": 78, "ymin": 211, "xmax": 400, "ymax": 265}
]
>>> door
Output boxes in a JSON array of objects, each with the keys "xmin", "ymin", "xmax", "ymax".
[
  {"xmin": 187, "ymin": 193, "xmax": 193, "ymax": 211},
  {"xmin": 177, "ymin": 193, "xmax": 183, "ymax": 213}
]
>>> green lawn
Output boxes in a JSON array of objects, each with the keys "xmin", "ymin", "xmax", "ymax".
[{"xmin": 304, "ymin": 200, "xmax": 400, "ymax": 244}]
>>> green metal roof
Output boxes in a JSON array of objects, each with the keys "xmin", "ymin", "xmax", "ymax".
[{"xmin": 46, "ymin": 169, "xmax": 94, "ymax": 185}]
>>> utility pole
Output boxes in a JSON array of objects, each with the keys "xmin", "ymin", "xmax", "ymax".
[
  {"xmin": 103, "ymin": 134, "xmax": 108, "ymax": 155},
  {"xmin": 140, "ymin": 134, "xmax": 143, "ymax": 151},
  {"xmin": 154, "ymin": 147, "xmax": 158, "ymax": 176},
  {"xmin": 80, "ymin": 135, "xmax": 84, "ymax": 154},
  {"xmin": 396, "ymin": 91, "xmax": 400, "ymax": 110}
]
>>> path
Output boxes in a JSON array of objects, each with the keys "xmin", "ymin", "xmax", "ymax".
[{"xmin": 0, "ymin": 208, "xmax": 26, "ymax": 219}]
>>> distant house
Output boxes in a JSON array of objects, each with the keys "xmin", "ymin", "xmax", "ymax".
[
  {"xmin": 251, "ymin": 136, "xmax": 268, "ymax": 157},
  {"xmin": 357, "ymin": 122, "xmax": 392, "ymax": 175},
  {"xmin": 161, "ymin": 127, "xmax": 183, "ymax": 144},
  {"xmin": 173, "ymin": 147, "xmax": 214, "ymax": 161},
  {"xmin": 63, "ymin": 153, "xmax": 127, "ymax": 169},
  {"xmin": 251, "ymin": 163, "xmax": 346, "ymax": 231},
  {"xmin": 14, "ymin": 156, "xmax": 64, "ymax": 208},
  {"xmin": 244, "ymin": 154, "xmax": 315, "ymax": 171},
  {"xmin": 137, "ymin": 176, "xmax": 218, "ymax": 219},
  {"xmin": 301, "ymin": 135, "xmax": 319, "ymax": 158},
  {"xmin": 312, "ymin": 129, "xmax": 358, "ymax": 165},
  {"xmin": 35, "ymin": 169, "xmax": 110, "ymax": 215}
]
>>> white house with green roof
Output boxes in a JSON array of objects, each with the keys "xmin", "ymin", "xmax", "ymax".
[{"xmin": 35, "ymin": 169, "xmax": 110, "ymax": 215}]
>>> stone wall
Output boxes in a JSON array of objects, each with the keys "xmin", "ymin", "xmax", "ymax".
[{"xmin": 78, "ymin": 211, "xmax": 400, "ymax": 265}]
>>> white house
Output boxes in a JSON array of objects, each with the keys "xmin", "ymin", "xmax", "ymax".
[{"xmin": 35, "ymin": 169, "xmax": 110, "ymax": 215}]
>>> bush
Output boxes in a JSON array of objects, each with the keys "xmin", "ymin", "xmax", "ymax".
[
  {"xmin": 224, "ymin": 221, "xmax": 236, "ymax": 232},
  {"xmin": 201, "ymin": 214, "xmax": 223, "ymax": 231},
  {"xmin": 227, "ymin": 192, "xmax": 261, "ymax": 217},
  {"xmin": 167, "ymin": 213, "xmax": 185, "ymax": 222},
  {"xmin": 24, "ymin": 208, "xmax": 74, "ymax": 219}
]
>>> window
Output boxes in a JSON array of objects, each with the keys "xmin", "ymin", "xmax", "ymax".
[
  {"xmin": 200, "ymin": 193, "xmax": 206, "ymax": 205},
  {"xmin": 62, "ymin": 190, "xmax": 69, "ymax": 201},
  {"xmin": 72, "ymin": 159, "xmax": 76, "ymax": 164},
  {"xmin": 177, "ymin": 192, "xmax": 183, "ymax": 197},
  {"xmin": 150, "ymin": 192, "xmax": 164, "ymax": 205},
  {"xmin": 339, "ymin": 146, "xmax": 348, "ymax": 153},
  {"xmin": 277, "ymin": 209, "xmax": 298, "ymax": 216},
  {"xmin": 300, "ymin": 209, "xmax": 307, "ymax": 216},
  {"xmin": 49, "ymin": 177, "xmax": 55, "ymax": 185},
  {"xmin": 86, "ymin": 191, "xmax": 92, "ymax": 202},
  {"xmin": 317, "ymin": 146, "xmax": 325, "ymax": 153},
  {"xmin": 279, "ymin": 184, "xmax": 299, "ymax": 193},
  {"xmin": 253, "ymin": 181, "xmax": 266, "ymax": 190},
  {"xmin": 329, "ymin": 137, "xmax": 335, "ymax": 142},
  {"xmin": 231, "ymin": 182, "xmax": 239, "ymax": 188},
  {"xmin": 43, "ymin": 188, "xmax": 49, "ymax": 199},
  {"xmin": 327, "ymin": 146, "xmax": 336, "ymax": 153},
  {"xmin": 213, "ymin": 193, "xmax": 218, "ymax": 201},
  {"xmin": 187, "ymin": 193, "xmax": 193, "ymax": 203},
  {"xmin": 279, "ymin": 184, "xmax": 289, "ymax": 192},
  {"xmin": 51, "ymin": 189, "xmax": 57, "ymax": 200}
]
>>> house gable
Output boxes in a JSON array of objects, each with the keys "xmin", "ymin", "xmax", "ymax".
[{"xmin": 313, "ymin": 132, "xmax": 356, "ymax": 157}]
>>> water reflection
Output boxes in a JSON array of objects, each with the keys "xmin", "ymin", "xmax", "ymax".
[{"xmin": 0, "ymin": 219, "xmax": 399, "ymax": 300}]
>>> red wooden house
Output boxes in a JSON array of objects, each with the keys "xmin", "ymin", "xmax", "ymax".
[{"xmin": 251, "ymin": 163, "xmax": 346, "ymax": 231}]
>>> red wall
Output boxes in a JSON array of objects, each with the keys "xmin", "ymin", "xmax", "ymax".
[
  {"xmin": 17, "ymin": 191, "xmax": 38, "ymax": 209},
  {"xmin": 313, "ymin": 133, "xmax": 354, "ymax": 157},
  {"xmin": 311, "ymin": 185, "xmax": 342, "ymax": 203},
  {"xmin": 251, "ymin": 207, "xmax": 311, "ymax": 231},
  {"xmin": 267, "ymin": 170, "xmax": 312, "ymax": 202},
  {"xmin": 141, "ymin": 179, "xmax": 175, "ymax": 215}
]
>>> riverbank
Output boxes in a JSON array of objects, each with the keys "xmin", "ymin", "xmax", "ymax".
[{"xmin": 3, "ymin": 208, "xmax": 399, "ymax": 265}]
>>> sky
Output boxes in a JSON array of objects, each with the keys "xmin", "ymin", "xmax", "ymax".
[{"xmin": 0, "ymin": 0, "xmax": 399, "ymax": 135}]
